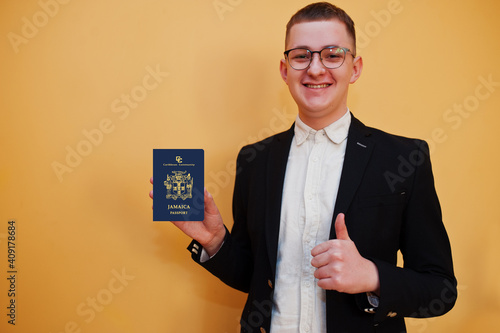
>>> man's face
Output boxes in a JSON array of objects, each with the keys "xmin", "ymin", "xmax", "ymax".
[{"xmin": 280, "ymin": 20, "xmax": 362, "ymax": 128}]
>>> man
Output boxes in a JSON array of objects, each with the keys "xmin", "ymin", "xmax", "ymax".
[{"xmin": 151, "ymin": 2, "xmax": 457, "ymax": 332}]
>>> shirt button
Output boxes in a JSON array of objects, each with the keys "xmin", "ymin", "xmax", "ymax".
[{"xmin": 305, "ymin": 281, "xmax": 311, "ymax": 287}]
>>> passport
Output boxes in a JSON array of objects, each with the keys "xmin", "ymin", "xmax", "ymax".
[{"xmin": 153, "ymin": 149, "xmax": 204, "ymax": 221}]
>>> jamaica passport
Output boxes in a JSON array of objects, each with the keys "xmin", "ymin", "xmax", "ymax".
[{"xmin": 153, "ymin": 149, "xmax": 204, "ymax": 221}]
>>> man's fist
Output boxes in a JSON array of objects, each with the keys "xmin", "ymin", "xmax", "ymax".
[{"xmin": 310, "ymin": 213, "xmax": 380, "ymax": 294}]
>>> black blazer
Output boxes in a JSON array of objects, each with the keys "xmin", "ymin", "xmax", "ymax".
[{"xmin": 189, "ymin": 115, "xmax": 457, "ymax": 333}]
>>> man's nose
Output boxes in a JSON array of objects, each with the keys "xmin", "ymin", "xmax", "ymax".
[{"xmin": 307, "ymin": 53, "xmax": 326, "ymax": 76}]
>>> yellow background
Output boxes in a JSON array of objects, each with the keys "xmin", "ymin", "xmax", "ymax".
[{"xmin": 1, "ymin": 0, "xmax": 499, "ymax": 332}]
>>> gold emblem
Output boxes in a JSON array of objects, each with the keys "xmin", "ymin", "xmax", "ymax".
[{"xmin": 164, "ymin": 171, "xmax": 193, "ymax": 200}]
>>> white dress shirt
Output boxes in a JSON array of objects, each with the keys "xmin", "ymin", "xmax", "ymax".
[{"xmin": 270, "ymin": 110, "xmax": 351, "ymax": 333}]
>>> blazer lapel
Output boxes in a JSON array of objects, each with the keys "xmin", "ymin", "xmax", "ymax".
[
  {"xmin": 331, "ymin": 115, "xmax": 375, "ymax": 239},
  {"xmin": 265, "ymin": 125, "xmax": 294, "ymax": 275}
]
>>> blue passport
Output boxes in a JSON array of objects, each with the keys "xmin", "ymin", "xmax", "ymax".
[{"xmin": 153, "ymin": 149, "xmax": 204, "ymax": 221}]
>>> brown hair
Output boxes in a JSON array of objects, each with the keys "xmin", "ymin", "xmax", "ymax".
[{"xmin": 285, "ymin": 2, "xmax": 356, "ymax": 55}]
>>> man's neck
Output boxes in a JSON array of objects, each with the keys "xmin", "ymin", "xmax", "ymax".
[{"xmin": 298, "ymin": 107, "xmax": 349, "ymax": 130}]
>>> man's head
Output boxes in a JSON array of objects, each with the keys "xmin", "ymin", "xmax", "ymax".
[
  {"xmin": 280, "ymin": 2, "xmax": 362, "ymax": 129},
  {"xmin": 285, "ymin": 2, "xmax": 356, "ymax": 55}
]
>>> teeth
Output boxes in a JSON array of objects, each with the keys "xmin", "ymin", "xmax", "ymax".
[{"xmin": 306, "ymin": 84, "xmax": 330, "ymax": 88}]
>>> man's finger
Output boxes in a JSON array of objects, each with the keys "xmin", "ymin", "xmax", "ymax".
[
  {"xmin": 204, "ymin": 188, "xmax": 219, "ymax": 215},
  {"xmin": 311, "ymin": 241, "xmax": 328, "ymax": 257},
  {"xmin": 334, "ymin": 213, "xmax": 350, "ymax": 240}
]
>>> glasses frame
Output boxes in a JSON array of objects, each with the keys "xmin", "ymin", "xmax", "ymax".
[{"xmin": 284, "ymin": 46, "xmax": 354, "ymax": 70}]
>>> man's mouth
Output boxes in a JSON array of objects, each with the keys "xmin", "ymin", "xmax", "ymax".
[{"xmin": 304, "ymin": 84, "xmax": 331, "ymax": 89}]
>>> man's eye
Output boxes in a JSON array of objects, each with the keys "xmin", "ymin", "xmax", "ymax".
[
  {"xmin": 293, "ymin": 54, "xmax": 309, "ymax": 60},
  {"xmin": 325, "ymin": 54, "xmax": 341, "ymax": 59}
]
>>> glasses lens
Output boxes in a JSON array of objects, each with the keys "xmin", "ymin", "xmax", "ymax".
[
  {"xmin": 321, "ymin": 47, "xmax": 346, "ymax": 69},
  {"xmin": 287, "ymin": 49, "xmax": 311, "ymax": 70}
]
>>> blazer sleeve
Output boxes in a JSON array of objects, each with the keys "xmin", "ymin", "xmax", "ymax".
[{"xmin": 368, "ymin": 140, "xmax": 457, "ymax": 322}]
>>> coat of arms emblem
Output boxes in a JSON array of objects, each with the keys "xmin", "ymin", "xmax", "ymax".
[{"xmin": 164, "ymin": 171, "xmax": 193, "ymax": 200}]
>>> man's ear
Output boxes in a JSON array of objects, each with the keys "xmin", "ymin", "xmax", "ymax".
[
  {"xmin": 280, "ymin": 58, "xmax": 288, "ymax": 84},
  {"xmin": 349, "ymin": 56, "xmax": 363, "ymax": 84}
]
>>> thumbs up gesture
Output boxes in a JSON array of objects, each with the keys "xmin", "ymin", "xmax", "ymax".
[{"xmin": 311, "ymin": 213, "xmax": 380, "ymax": 294}]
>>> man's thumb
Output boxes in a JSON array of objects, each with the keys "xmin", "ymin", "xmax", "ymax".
[{"xmin": 334, "ymin": 213, "xmax": 350, "ymax": 240}]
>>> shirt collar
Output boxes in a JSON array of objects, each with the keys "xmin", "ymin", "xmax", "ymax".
[{"xmin": 294, "ymin": 109, "xmax": 351, "ymax": 146}]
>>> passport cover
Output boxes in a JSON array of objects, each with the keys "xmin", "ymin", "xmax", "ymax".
[{"xmin": 153, "ymin": 149, "xmax": 204, "ymax": 221}]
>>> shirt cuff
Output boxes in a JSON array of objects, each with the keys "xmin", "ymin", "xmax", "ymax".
[
  {"xmin": 199, "ymin": 241, "xmax": 225, "ymax": 263},
  {"xmin": 367, "ymin": 292, "xmax": 380, "ymax": 308}
]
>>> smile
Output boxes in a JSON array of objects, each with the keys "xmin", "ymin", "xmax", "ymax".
[{"xmin": 304, "ymin": 84, "xmax": 331, "ymax": 89}]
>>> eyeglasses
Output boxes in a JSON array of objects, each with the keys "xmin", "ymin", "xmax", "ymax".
[{"xmin": 284, "ymin": 46, "xmax": 354, "ymax": 70}]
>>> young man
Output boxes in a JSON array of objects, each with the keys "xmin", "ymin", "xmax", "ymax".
[{"xmin": 152, "ymin": 2, "xmax": 457, "ymax": 332}]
